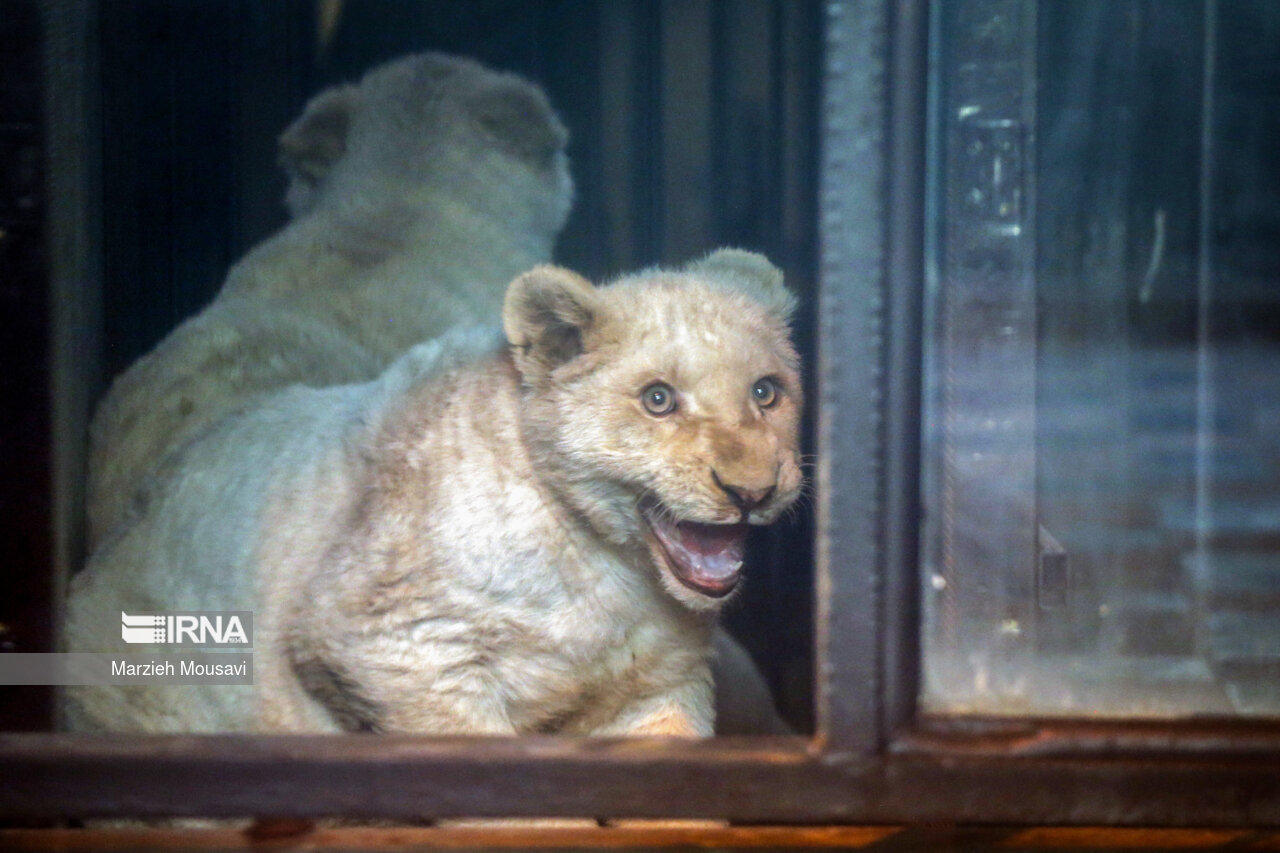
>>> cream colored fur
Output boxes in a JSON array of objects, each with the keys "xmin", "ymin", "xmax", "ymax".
[
  {"xmin": 65, "ymin": 251, "xmax": 802, "ymax": 737},
  {"xmin": 85, "ymin": 52, "xmax": 573, "ymax": 546}
]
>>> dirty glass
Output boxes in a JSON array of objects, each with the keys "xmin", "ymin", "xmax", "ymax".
[{"xmin": 920, "ymin": 0, "xmax": 1280, "ymax": 717}]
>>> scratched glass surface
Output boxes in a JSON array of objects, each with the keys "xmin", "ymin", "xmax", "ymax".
[{"xmin": 919, "ymin": 0, "xmax": 1280, "ymax": 718}]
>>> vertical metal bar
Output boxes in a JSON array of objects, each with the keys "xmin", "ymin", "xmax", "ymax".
[
  {"xmin": 41, "ymin": 0, "xmax": 104, "ymax": 627},
  {"xmin": 41, "ymin": 0, "xmax": 105, "ymax": 729},
  {"xmin": 816, "ymin": 0, "xmax": 889, "ymax": 757}
]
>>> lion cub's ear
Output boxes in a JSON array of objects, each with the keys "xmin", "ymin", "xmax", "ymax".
[
  {"xmin": 504, "ymin": 265, "xmax": 600, "ymax": 380},
  {"xmin": 685, "ymin": 248, "xmax": 796, "ymax": 323},
  {"xmin": 278, "ymin": 84, "xmax": 360, "ymax": 218},
  {"xmin": 469, "ymin": 77, "xmax": 569, "ymax": 171}
]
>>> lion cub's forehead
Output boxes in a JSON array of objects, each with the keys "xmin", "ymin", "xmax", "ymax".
[
  {"xmin": 598, "ymin": 276, "xmax": 798, "ymax": 378},
  {"xmin": 605, "ymin": 277, "xmax": 785, "ymax": 339}
]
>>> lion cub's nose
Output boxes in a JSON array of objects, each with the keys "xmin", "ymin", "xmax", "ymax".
[{"xmin": 712, "ymin": 470, "xmax": 776, "ymax": 514}]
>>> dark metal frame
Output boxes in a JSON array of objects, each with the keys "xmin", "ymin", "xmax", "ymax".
[{"xmin": 2, "ymin": 0, "xmax": 1278, "ymax": 827}]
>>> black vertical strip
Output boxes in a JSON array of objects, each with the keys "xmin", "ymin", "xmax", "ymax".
[
  {"xmin": 765, "ymin": 0, "xmax": 785, "ymax": 262},
  {"xmin": 1211, "ymin": 1, "xmax": 1280, "ymax": 339},
  {"xmin": 657, "ymin": 0, "xmax": 713, "ymax": 263},
  {"xmin": 709, "ymin": 0, "xmax": 729, "ymax": 242},
  {"xmin": 594, "ymin": 0, "xmax": 641, "ymax": 273},
  {"xmin": 98, "ymin": 0, "xmax": 142, "ymax": 381},
  {"xmin": 159, "ymin": 0, "xmax": 178, "ymax": 342},
  {"xmin": 711, "ymin": 0, "xmax": 776, "ymax": 252},
  {"xmin": 2, "ymin": 0, "xmax": 52, "ymax": 730},
  {"xmin": 231, "ymin": 0, "xmax": 315, "ymax": 259},
  {"xmin": 777, "ymin": 0, "xmax": 823, "ymax": 734},
  {"xmin": 539, "ymin": 0, "xmax": 606, "ymax": 277},
  {"xmin": 168, "ymin": 2, "xmax": 233, "ymax": 324},
  {"xmin": 881, "ymin": 0, "xmax": 929, "ymax": 740},
  {"xmin": 636, "ymin": 0, "xmax": 663, "ymax": 263}
]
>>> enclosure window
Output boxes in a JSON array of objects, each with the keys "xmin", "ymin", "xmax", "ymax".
[{"xmin": 920, "ymin": 0, "xmax": 1280, "ymax": 718}]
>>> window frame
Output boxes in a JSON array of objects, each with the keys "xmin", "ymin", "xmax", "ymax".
[{"xmin": 2, "ymin": 0, "xmax": 1278, "ymax": 827}]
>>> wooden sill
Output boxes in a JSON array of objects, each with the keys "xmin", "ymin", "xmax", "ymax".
[{"xmin": 0, "ymin": 825, "xmax": 1277, "ymax": 851}]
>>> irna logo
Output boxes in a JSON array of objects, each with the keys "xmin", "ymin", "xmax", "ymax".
[{"xmin": 120, "ymin": 611, "xmax": 253, "ymax": 647}]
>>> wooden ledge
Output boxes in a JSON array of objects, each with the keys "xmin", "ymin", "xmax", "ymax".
[{"xmin": 1, "ymin": 825, "xmax": 1277, "ymax": 851}]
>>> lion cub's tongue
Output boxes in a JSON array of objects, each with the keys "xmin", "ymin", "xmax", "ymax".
[{"xmin": 648, "ymin": 513, "xmax": 748, "ymax": 598}]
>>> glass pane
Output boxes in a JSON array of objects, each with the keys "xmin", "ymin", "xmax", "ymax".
[{"xmin": 921, "ymin": 0, "xmax": 1280, "ymax": 717}]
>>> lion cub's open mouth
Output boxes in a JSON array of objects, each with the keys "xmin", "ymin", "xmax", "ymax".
[{"xmin": 641, "ymin": 501, "xmax": 748, "ymax": 598}]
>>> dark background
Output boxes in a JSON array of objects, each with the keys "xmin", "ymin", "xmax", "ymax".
[{"xmin": 0, "ymin": 0, "xmax": 52, "ymax": 732}]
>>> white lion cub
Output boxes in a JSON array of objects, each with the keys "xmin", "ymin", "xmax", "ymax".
[{"xmin": 65, "ymin": 250, "xmax": 803, "ymax": 737}]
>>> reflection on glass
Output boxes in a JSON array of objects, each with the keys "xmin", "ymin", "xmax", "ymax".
[{"xmin": 921, "ymin": 0, "xmax": 1280, "ymax": 717}]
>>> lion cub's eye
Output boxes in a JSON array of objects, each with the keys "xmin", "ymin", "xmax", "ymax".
[
  {"xmin": 641, "ymin": 382, "xmax": 678, "ymax": 416},
  {"xmin": 752, "ymin": 377, "xmax": 781, "ymax": 409}
]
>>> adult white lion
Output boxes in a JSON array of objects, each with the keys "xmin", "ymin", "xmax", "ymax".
[{"xmin": 86, "ymin": 52, "xmax": 573, "ymax": 546}]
